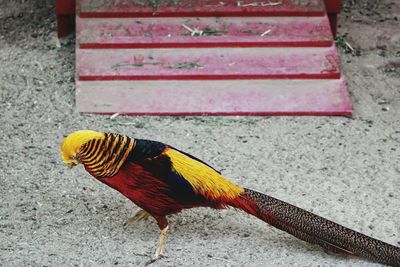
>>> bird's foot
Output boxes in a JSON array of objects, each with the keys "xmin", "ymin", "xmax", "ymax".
[
  {"xmin": 124, "ymin": 209, "xmax": 150, "ymax": 227},
  {"xmin": 146, "ymin": 252, "xmax": 167, "ymax": 265},
  {"xmin": 146, "ymin": 225, "xmax": 169, "ymax": 264}
]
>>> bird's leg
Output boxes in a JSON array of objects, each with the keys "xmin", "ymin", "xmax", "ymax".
[
  {"xmin": 125, "ymin": 209, "xmax": 150, "ymax": 226},
  {"xmin": 154, "ymin": 225, "xmax": 169, "ymax": 260},
  {"xmin": 151, "ymin": 216, "xmax": 169, "ymax": 261}
]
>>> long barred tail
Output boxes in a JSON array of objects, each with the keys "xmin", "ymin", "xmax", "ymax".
[{"xmin": 229, "ymin": 188, "xmax": 400, "ymax": 266}]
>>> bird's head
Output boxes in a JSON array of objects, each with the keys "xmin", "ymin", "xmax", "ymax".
[{"xmin": 60, "ymin": 130, "xmax": 104, "ymax": 168}]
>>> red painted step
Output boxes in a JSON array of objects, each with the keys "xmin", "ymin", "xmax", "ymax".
[
  {"xmin": 74, "ymin": 0, "xmax": 351, "ymax": 116},
  {"xmin": 77, "ymin": 16, "xmax": 332, "ymax": 48},
  {"xmin": 78, "ymin": 0, "xmax": 325, "ymax": 18},
  {"xmin": 56, "ymin": 0, "xmax": 341, "ymax": 38},
  {"xmin": 76, "ymin": 79, "xmax": 352, "ymax": 115},
  {"xmin": 77, "ymin": 46, "xmax": 340, "ymax": 80}
]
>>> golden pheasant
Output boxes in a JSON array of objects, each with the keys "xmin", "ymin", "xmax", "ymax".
[{"xmin": 60, "ymin": 130, "xmax": 400, "ymax": 265}]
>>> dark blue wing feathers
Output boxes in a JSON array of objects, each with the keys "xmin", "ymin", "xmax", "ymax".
[{"xmin": 127, "ymin": 139, "xmax": 204, "ymax": 202}]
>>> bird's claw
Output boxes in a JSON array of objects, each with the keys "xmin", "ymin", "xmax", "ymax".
[
  {"xmin": 153, "ymin": 251, "xmax": 167, "ymax": 260},
  {"xmin": 146, "ymin": 253, "xmax": 167, "ymax": 265},
  {"xmin": 124, "ymin": 209, "xmax": 150, "ymax": 227}
]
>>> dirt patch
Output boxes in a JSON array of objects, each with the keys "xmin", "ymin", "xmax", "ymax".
[
  {"xmin": 380, "ymin": 60, "xmax": 400, "ymax": 78},
  {"xmin": 338, "ymin": 1, "xmax": 400, "ymax": 53}
]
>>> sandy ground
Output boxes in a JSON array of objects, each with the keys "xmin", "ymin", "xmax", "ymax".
[{"xmin": 0, "ymin": 1, "xmax": 399, "ymax": 266}]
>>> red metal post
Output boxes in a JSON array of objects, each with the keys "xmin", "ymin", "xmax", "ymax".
[
  {"xmin": 56, "ymin": 0, "xmax": 76, "ymax": 38},
  {"xmin": 324, "ymin": 0, "xmax": 341, "ymax": 37}
]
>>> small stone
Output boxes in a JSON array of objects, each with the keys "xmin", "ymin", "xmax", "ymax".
[{"xmin": 378, "ymin": 99, "xmax": 389, "ymax": 105}]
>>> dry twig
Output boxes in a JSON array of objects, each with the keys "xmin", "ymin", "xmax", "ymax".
[
  {"xmin": 260, "ymin": 29, "xmax": 272, "ymax": 36},
  {"xmin": 237, "ymin": 1, "xmax": 282, "ymax": 7}
]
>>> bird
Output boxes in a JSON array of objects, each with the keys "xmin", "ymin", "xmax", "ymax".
[{"xmin": 60, "ymin": 130, "xmax": 400, "ymax": 265}]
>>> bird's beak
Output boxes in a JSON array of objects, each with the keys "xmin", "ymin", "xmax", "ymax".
[
  {"xmin": 67, "ymin": 162, "xmax": 76, "ymax": 169},
  {"xmin": 67, "ymin": 160, "xmax": 78, "ymax": 169}
]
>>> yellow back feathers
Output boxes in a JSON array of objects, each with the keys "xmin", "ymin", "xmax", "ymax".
[
  {"xmin": 165, "ymin": 148, "xmax": 244, "ymax": 201},
  {"xmin": 60, "ymin": 130, "xmax": 104, "ymax": 165}
]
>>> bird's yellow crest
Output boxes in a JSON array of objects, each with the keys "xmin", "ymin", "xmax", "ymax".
[{"xmin": 60, "ymin": 130, "xmax": 104, "ymax": 167}]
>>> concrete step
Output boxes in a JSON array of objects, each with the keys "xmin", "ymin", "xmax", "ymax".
[
  {"xmin": 77, "ymin": 46, "xmax": 341, "ymax": 80},
  {"xmin": 78, "ymin": 0, "xmax": 326, "ymax": 18},
  {"xmin": 77, "ymin": 16, "xmax": 333, "ymax": 48},
  {"xmin": 76, "ymin": 79, "xmax": 352, "ymax": 115}
]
